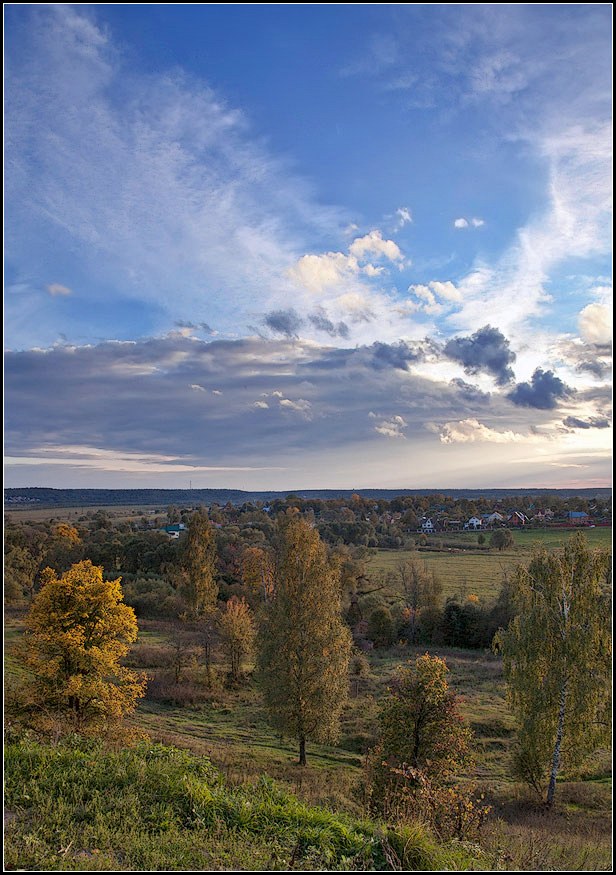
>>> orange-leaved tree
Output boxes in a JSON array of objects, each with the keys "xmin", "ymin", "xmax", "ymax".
[{"xmin": 19, "ymin": 560, "xmax": 146, "ymax": 733}]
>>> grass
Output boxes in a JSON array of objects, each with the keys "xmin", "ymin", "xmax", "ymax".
[
  {"xmin": 367, "ymin": 527, "xmax": 612, "ymax": 602},
  {"xmin": 4, "ymin": 736, "xmax": 484, "ymax": 871}
]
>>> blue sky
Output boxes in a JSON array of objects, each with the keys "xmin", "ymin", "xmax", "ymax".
[{"xmin": 4, "ymin": 4, "xmax": 612, "ymax": 489}]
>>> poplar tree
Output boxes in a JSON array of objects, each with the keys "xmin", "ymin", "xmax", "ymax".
[
  {"xmin": 257, "ymin": 515, "xmax": 352, "ymax": 765},
  {"xmin": 496, "ymin": 534, "xmax": 611, "ymax": 806},
  {"xmin": 180, "ymin": 510, "xmax": 218, "ymax": 618}
]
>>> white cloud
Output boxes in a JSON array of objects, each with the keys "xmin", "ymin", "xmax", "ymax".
[
  {"xmin": 375, "ymin": 414, "xmax": 408, "ymax": 439},
  {"xmin": 253, "ymin": 400, "xmax": 269, "ymax": 409},
  {"xmin": 471, "ymin": 217, "xmax": 485, "ymax": 227},
  {"xmin": 279, "ymin": 398, "xmax": 313, "ymax": 419},
  {"xmin": 449, "ymin": 123, "xmax": 612, "ymax": 340},
  {"xmin": 348, "ymin": 230, "xmax": 404, "ymax": 263},
  {"xmin": 454, "ymin": 218, "xmax": 469, "ymax": 229},
  {"xmin": 578, "ymin": 303, "xmax": 612, "ymax": 345},
  {"xmin": 47, "ymin": 283, "xmax": 72, "ymax": 296},
  {"xmin": 438, "ymin": 418, "xmax": 531, "ymax": 444},
  {"xmin": 408, "ymin": 280, "xmax": 462, "ymax": 314},
  {"xmin": 190, "ymin": 383, "xmax": 206, "ymax": 391},
  {"xmin": 395, "ymin": 206, "xmax": 413, "ymax": 228},
  {"xmin": 578, "ymin": 285, "xmax": 613, "ymax": 345}
]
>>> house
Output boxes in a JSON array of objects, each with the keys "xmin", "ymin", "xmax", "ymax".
[
  {"xmin": 421, "ymin": 518, "xmax": 434, "ymax": 532},
  {"xmin": 464, "ymin": 517, "xmax": 482, "ymax": 530},
  {"xmin": 442, "ymin": 518, "xmax": 462, "ymax": 530},
  {"xmin": 508, "ymin": 512, "xmax": 528, "ymax": 527},
  {"xmin": 567, "ymin": 511, "xmax": 590, "ymax": 525},
  {"xmin": 484, "ymin": 512, "xmax": 505, "ymax": 526},
  {"xmin": 161, "ymin": 523, "xmax": 186, "ymax": 539}
]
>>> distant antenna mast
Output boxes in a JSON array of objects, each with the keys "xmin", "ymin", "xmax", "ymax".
[{"xmin": 190, "ymin": 480, "xmax": 192, "ymax": 490}]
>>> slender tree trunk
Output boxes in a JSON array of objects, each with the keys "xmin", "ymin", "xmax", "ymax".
[
  {"xmin": 299, "ymin": 735, "xmax": 307, "ymax": 766},
  {"xmin": 546, "ymin": 678, "xmax": 568, "ymax": 807}
]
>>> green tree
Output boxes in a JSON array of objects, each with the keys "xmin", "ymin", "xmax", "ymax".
[
  {"xmin": 178, "ymin": 511, "xmax": 218, "ymax": 618},
  {"xmin": 257, "ymin": 515, "xmax": 352, "ymax": 765},
  {"xmin": 367, "ymin": 605, "xmax": 395, "ymax": 648},
  {"xmin": 490, "ymin": 529, "xmax": 514, "ymax": 551},
  {"xmin": 18, "ymin": 560, "xmax": 146, "ymax": 733},
  {"xmin": 366, "ymin": 654, "xmax": 473, "ymax": 817},
  {"xmin": 395, "ymin": 558, "xmax": 443, "ymax": 644},
  {"xmin": 495, "ymin": 534, "xmax": 611, "ymax": 806}
]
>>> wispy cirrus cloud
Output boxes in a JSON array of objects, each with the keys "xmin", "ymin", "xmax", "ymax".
[{"xmin": 6, "ymin": 5, "xmax": 349, "ymax": 349}]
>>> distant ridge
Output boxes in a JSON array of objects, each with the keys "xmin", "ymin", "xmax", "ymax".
[{"xmin": 4, "ymin": 485, "xmax": 612, "ymax": 509}]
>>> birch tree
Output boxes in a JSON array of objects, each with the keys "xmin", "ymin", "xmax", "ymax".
[{"xmin": 496, "ymin": 534, "xmax": 611, "ymax": 806}]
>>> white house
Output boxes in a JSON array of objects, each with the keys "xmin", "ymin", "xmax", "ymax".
[
  {"xmin": 464, "ymin": 516, "xmax": 483, "ymax": 530},
  {"xmin": 421, "ymin": 518, "xmax": 434, "ymax": 532}
]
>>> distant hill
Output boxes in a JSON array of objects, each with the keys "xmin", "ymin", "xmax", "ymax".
[{"xmin": 4, "ymin": 485, "xmax": 612, "ymax": 509}]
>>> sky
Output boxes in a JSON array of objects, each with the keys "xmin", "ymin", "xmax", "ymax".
[{"xmin": 4, "ymin": 3, "xmax": 613, "ymax": 491}]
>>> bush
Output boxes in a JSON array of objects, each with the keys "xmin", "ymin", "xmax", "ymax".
[{"xmin": 366, "ymin": 606, "xmax": 395, "ymax": 648}]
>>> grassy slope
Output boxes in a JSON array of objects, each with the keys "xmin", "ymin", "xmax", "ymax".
[{"xmin": 4, "ymin": 737, "xmax": 483, "ymax": 872}]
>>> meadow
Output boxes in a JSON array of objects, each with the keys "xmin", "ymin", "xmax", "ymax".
[{"xmin": 367, "ymin": 527, "xmax": 612, "ymax": 602}]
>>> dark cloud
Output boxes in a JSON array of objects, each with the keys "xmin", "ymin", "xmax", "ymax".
[
  {"xmin": 562, "ymin": 415, "xmax": 610, "ymax": 430},
  {"xmin": 263, "ymin": 309, "xmax": 304, "ymax": 338},
  {"xmin": 449, "ymin": 378, "xmax": 491, "ymax": 403},
  {"xmin": 507, "ymin": 368, "xmax": 574, "ymax": 410},
  {"xmin": 443, "ymin": 325, "xmax": 516, "ymax": 385},
  {"xmin": 6, "ymin": 336, "xmax": 598, "ymax": 487},
  {"xmin": 576, "ymin": 359, "xmax": 609, "ymax": 378},
  {"xmin": 370, "ymin": 340, "xmax": 427, "ymax": 371},
  {"xmin": 308, "ymin": 309, "xmax": 350, "ymax": 339}
]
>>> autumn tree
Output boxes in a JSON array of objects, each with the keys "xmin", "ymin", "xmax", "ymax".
[
  {"xmin": 366, "ymin": 654, "xmax": 474, "ymax": 824},
  {"xmin": 241, "ymin": 545, "xmax": 274, "ymax": 604},
  {"xmin": 496, "ymin": 534, "xmax": 611, "ymax": 806},
  {"xmin": 4, "ymin": 545, "xmax": 38, "ymax": 604},
  {"xmin": 257, "ymin": 514, "xmax": 352, "ymax": 765},
  {"xmin": 178, "ymin": 510, "xmax": 218, "ymax": 618},
  {"xmin": 218, "ymin": 596, "xmax": 255, "ymax": 683},
  {"xmin": 18, "ymin": 560, "xmax": 146, "ymax": 733},
  {"xmin": 395, "ymin": 558, "xmax": 443, "ymax": 644},
  {"xmin": 174, "ymin": 511, "xmax": 219, "ymax": 685},
  {"xmin": 367, "ymin": 605, "xmax": 395, "ymax": 648}
]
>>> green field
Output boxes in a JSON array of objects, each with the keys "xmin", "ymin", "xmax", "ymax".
[{"xmin": 367, "ymin": 528, "xmax": 612, "ymax": 602}]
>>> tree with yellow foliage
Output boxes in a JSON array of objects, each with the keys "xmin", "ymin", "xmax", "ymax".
[
  {"xmin": 241, "ymin": 545, "xmax": 274, "ymax": 604},
  {"xmin": 218, "ymin": 596, "xmax": 255, "ymax": 683},
  {"xmin": 257, "ymin": 514, "xmax": 352, "ymax": 765},
  {"xmin": 19, "ymin": 560, "xmax": 145, "ymax": 733}
]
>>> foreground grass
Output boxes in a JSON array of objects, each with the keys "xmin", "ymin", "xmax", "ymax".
[{"xmin": 4, "ymin": 736, "xmax": 486, "ymax": 871}]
